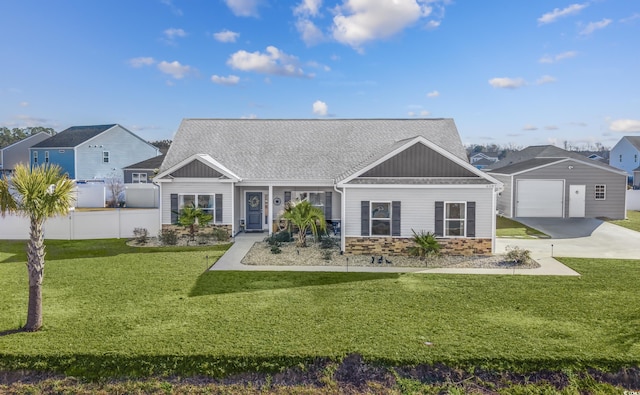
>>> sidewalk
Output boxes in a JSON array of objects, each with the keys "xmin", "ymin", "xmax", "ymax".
[{"xmin": 210, "ymin": 233, "xmax": 580, "ymax": 276}]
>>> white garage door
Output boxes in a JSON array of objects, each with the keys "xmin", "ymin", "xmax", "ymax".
[{"xmin": 516, "ymin": 180, "xmax": 564, "ymax": 217}]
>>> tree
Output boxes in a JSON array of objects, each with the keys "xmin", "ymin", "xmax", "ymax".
[
  {"xmin": 0, "ymin": 127, "xmax": 55, "ymax": 149},
  {"xmin": 178, "ymin": 205, "xmax": 213, "ymax": 242},
  {"xmin": 281, "ymin": 200, "xmax": 326, "ymax": 247},
  {"xmin": 0, "ymin": 164, "xmax": 75, "ymax": 331}
]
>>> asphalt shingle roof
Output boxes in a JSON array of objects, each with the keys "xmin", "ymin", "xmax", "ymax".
[
  {"xmin": 485, "ymin": 158, "xmax": 562, "ymax": 175},
  {"xmin": 31, "ymin": 124, "xmax": 116, "ymax": 148},
  {"xmin": 161, "ymin": 118, "xmax": 467, "ymax": 181},
  {"xmin": 624, "ymin": 136, "xmax": 640, "ymax": 151},
  {"xmin": 123, "ymin": 154, "xmax": 164, "ymax": 170}
]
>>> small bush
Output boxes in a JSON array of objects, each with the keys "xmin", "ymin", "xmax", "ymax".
[
  {"xmin": 133, "ymin": 228, "xmax": 148, "ymax": 245},
  {"xmin": 408, "ymin": 229, "xmax": 441, "ymax": 260},
  {"xmin": 319, "ymin": 236, "xmax": 338, "ymax": 249},
  {"xmin": 211, "ymin": 228, "xmax": 230, "ymax": 242},
  {"xmin": 321, "ymin": 250, "xmax": 332, "ymax": 261},
  {"xmin": 265, "ymin": 231, "xmax": 292, "ymax": 246},
  {"xmin": 505, "ymin": 245, "xmax": 532, "ymax": 265},
  {"xmin": 197, "ymin": 233, "xmax": 213, "ymax": 245},
  {"xmin": 270, "ymin": 245, "xmax": 282, "ymax": 254},
  {"xmin": 159, "ymin": 229, "xmax": 178, "ymax": 246}
]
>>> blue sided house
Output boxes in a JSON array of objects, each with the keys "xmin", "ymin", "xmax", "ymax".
[{"xmin": 29, "ymin": 124, "xmax": 160, "ymax": 181}]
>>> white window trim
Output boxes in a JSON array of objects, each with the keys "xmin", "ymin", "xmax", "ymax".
[
  {"xmin": 33, "ymin": 151, "xmax": 38, "ymax": 164},
  {"xmin": 132, "ymin": 172, "xmax": 148, "ymax": 183},
  {"xmin": 178, "ymin": 193, "xmax": 216, "ymax": 218},
  {"xmin": 44, "ymin": 151, "xmax": 49, "ymax": 163},
  {"xmin": 444, "ymin": 201, "xmax": 467, "ymax": 238},
  {"xmin": 103, "ymin": 151, "xmax": 110, "ymax": 163},
  {"xmin": 594, "ymin": 184, "xmax": 606, "ymax": 200},
  {"xmin": 370, "ymin": 201, "xmax": 392, "ymax": 237},
  {"xmin": 294, "ymin": 191, "xmax": 325, "ymax": 207}
]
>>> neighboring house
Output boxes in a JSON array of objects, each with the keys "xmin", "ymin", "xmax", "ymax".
[
  {"xmin": 609, "ymin": 136, "xmax": 640, "ymax": 182},
  {"xmin": 0, "ymin": 132, "xmax": 51, "ymax": 176},
  {"xmin": 154, "ymin": 119, "xmax": 503, "ymax": 255},
  {"xmin": 30, "ymin": 124, "xmax": 160, "ymax": 181},
  {"xmin": 472, "ymin": 157, "xmax": 498, "ymax": 170},
  {"xmin": 634, "ymin": 166, "xmax": 640, "ymax": 189},
  {"xmin": 486, "ymin": 145, "xmax": 627, "ymax": 219},
  {"xmin": 469, "ymin": 152, "xmax": 500, "ymax": 165},
  {"xmin": 123, "ymin": 154, "xmax": 164, "ymax": 183}
]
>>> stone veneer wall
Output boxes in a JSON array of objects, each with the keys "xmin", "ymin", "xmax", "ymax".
[
  {"xmin": 161, "ymin": 224, "xmax": 232, "ymax": 239},
  {"xmin": 344, "ymin": 237, "xmax": 492, "ymax": 256}
]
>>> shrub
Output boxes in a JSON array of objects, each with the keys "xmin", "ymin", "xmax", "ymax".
[
  {"xmin": 133, "ymin": 228, "xmax": 148, "ymax": 245},
  {"xmin": 408, "ymin": 230, "xmax": 441, "ymax": 260},
  {"xmin": 321, "ymin": 250, "xmax": 332, "ymax": 261},
  {"xmin": 319, "ymin": 236, "xmax": 338, "ymax": 249},
  {"xmin": 159, "ymin": 229, "xmax": 178, "ymax": 246},
  {"xmin": 505, "ymin": 245, "xmax": 532, "ymax": 265},
  {"xmin": 265, "ymin": 231, "xmax": 292, "ymax": 246},
  {"xmin": 270, "ymin": 245, "xmax": 282, "ymax": 254},
  {"xmin": 197, "ymin": 233, "xmax": 213, "ymax": 245},
  {"xmin": 211, "ymin": 228, "xmax": 229, "ymax": 242}
]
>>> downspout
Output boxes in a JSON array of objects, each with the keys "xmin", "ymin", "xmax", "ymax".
[
  {"xmin": 231, "ymin": 182, "xmax": 236, "ymax": 236},
  {"xmin": 333, "ymin": 183, "xmax": 344, "ymax": 253},
  {"xmin": 268, "ymin": 184, "xmax": 273, "ymax": 235},
  {"xmin": 153, "ymin": 180, "xmax": 162, "ymax": 233}
]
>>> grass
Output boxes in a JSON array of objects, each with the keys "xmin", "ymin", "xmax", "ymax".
[
  {"xmin": 0, "ymin": 239, "xmax": 638, "ymax": 379},
  {"xmin": 496, "ymin": 215, "xmax": 549, "ymax": 238},
  {"xmin": 608, "ymin": 210, "xmax": 640, "ymax": 232}
]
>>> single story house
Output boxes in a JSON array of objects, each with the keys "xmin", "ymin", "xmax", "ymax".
[
  {"xmin": 123, "ymin": 154, "xmax": 164, "ymax": 184},
  {"xmin": 30, "ymin": 124, "xmax": 160, "ymax": 181},
  {"xmin": 154, "ymin": 119, "xmax": 503, "ymax": 255},
  {"xmin": 486, "ymin": 145, "xmax": 627, "ymax": 219},
  {"xmin": 0, "ymin": 132, "xmax": 51, "ymax": 176}
]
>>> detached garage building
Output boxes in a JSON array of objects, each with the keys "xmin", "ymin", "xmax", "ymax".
[{"xmin": 487, "ymin": 145, "xmax": 627, "ymax": 220}]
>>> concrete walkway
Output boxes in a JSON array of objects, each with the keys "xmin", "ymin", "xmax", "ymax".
[{"xmin": 211, "ymin": 232, "xmax": 580, "ymax": 276}]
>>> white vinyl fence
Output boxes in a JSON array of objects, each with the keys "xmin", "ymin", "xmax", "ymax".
[
  {"xmin": 73, "ymin": 183, "xmax": 159, "ymax": 208},
  {"xmin": 627, "ymin": 189, "xmax": 640, "ymax": 211},
  {"xmin": 0, "ymin": 209, "xmax": 160, "ymax": 240}
]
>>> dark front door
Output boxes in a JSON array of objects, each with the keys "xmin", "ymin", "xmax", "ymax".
[{"xmin": 246, "ymin": 192, "xmax": 263, "ymax": 231}]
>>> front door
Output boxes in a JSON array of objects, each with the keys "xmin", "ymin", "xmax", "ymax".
[
  {"xmin": 246, "ymin": 192, "xmax": 263, "ymax": 231},
  {"xmin": 569, "ymin": 185, "xmax": 586, "ymax": 217}
]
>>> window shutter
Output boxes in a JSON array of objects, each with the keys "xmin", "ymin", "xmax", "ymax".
[
  {"xmin": 466, "ymin": 201, "xmax": 476, "ymax": 237},
  {"xmin": 324, "ymin": 191, "xmax": 332, "ymax": 220},
  {"xmin": 361, "ymin": 201, "xmax": 370, "ymax": 236},
  {"xmin": 391, "ymin": 201, "xmax": 401, "ymax": 236},
  {"xmin": 215, "ymin": 194, "xmax": 223, "ymax": 223},
  {"xmin": 434, "ymin": 201, "xmax": 444, "ymax": 237},
  {"xmin": 170, "ymin": 194, "xmax": 178, "ymax": 224},
  {"xmin": 284, "ymin": 191, "xmax": 291, "ymax": 204}
]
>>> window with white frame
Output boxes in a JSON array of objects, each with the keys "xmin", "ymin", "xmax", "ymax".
[
  {"xmin": 445, "ymin": 202, "xmax": 466, "ymax": 237},
  {"xmin": 370, "ymin": 202, "xmax": 391, "ymax": 236},
  {"xmin": 295, "ymin": 191, "xmax": 324, "ymax": 207},
  {"xmin": 103, "ymin": 151, "xmax": 110, "ymax": 163},
  {"xmin": 44, "ymin": 151, "xmax": 49, "ymax": 163},
  {"xmin": 595, "ymin": 185, "xmax": 606, "ymax": 200},
  {"xmin": 131, "ymin": 173, "xmax": 147, "ymax": 183},
  {"xmin": 33, "ymin": 151, "xmax": 38, "ymax": 164},
  {"xmin": 179, "ymin": 194, "xmax": 214, "ymax": 217}
]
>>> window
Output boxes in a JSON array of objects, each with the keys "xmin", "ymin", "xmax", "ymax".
[
  {"xmin": 445, "ymin": 202, "xmax": 466, "ymax": 237},
  {"xmin": 295, "ymin": 191, "xmax": 324, "ymax": 207},
  {"xmin": 370, "ymin": 202, "xmax": 391, "ymax": 236},
  {"xmin": 595, "ymin": 185, "xmax": 606, "ymax": 200},
  {"xmin": 103, "ymin": 151, "xmax": 110, "ymax": 163},
  {"xmin": 131, "ymin": 173, "xmax": 147, "ymax": 183},
  {"xmin": 619, "ymin": 154, "xmax": 623, "ymax": 162},
  {"xmin": 33, "ymin": 151, "xmax": 38, "ymax": 164},
  {"xmin": 179, "ymin": 194, "xmax": 214, "ymax": 217},
  {"xmin": 44, "ymin": 151, "xmax": 49, "ymax": 163},
  {"xmin": 635, "ymin": 154, "xmax": 638, "ymax": 163}
]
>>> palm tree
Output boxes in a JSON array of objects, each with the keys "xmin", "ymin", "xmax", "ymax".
[
  {"xmin": 281, "ymin": 200, "xmax": 326, "ymax": 247},
  {"xmin": 177, "ymin": 204, "xmax": 213, "ymax": 242},
  {"xmin": 0, "ymin": 164, "xmax": 75, "ymax": 331}
]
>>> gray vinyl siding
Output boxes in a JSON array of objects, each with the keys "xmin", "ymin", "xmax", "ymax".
[
  {"xmin": 343, "ymin": 187, "xmax": 494, "ymax": 238},
  {"xmin": 270, "ymin": 187, "xmax": 341, "ymax": 221},
  {"xmin": 1, "ymin": 133, "xmax": 50, "ymax": 171},
  {"xmin": 161, "ymin": 181, "xmax": 233, "ymax": 224},
  {"xmin": 491, "ymin": 173, "xmax": 513, "ymax": 217},
  {"xmin": 123, "ymin": 169, "xmax": 154, "ymax": 183},
  {"xmin": 75, "ymin": 125, "xmax": 159, "ymax": 180},
  {"xmin": 512, "ymin": 160, "xmax": 626, "ymax": 219},
  {"xmin": 361, "ymin": 143, "xmax": 476, "ymax": 178},
  {"xmin": 170, "ymin": 160, "xmax": 224, "ymax": 178}
]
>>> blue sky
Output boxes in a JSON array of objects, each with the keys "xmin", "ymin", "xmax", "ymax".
[{"xmin": 1, "ymin": 0, "xmax": 638, "ymax": 148}]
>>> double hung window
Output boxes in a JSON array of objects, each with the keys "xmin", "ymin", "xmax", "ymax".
[
  {"xmin": 370, "ymin": 202, "xmax": 391, "ymax": 236},
  {"xmin": 179, "ymin": 194, "xmax": 214, "ymax": 217},
  {"xmin": 594, "ymin": 185, "xmax": 606, "ymax": 200},
  {"xmin": 444, "ymin": 202, "xmax": 466, "ymax": 237}
]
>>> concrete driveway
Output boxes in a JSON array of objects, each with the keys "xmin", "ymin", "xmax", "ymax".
[{"xmin": 495, "ymin": 218, "xmax": 640, "ymax": 259}]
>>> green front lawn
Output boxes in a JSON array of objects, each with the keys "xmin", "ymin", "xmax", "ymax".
[
  {"xmin": 496, "ymin": 215, "xmax": 549, "ymax": 238},
  {"xmin": 0, "ymin": 239, "xmax": 638, "ymax": 379},
  {"xmin": 608, "ymin": 210, "xmax": 640, "ymax": 232}
]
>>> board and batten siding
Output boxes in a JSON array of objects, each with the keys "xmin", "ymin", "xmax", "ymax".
[
  {"xmin": 75, "ymin": 125, "xmax": 159, "ymax": 180},
  {"xmin": 491, "ymin": 174, "xmax": 513, "ymax": 217},
  {"xmin": 512, "ymin": 160, "xmax": 627, "ymax": 219},
  {"xmin": 343, "ymin": 187, "xmax": 494, "ymax": 238},
  {"xmin": 161, "ymin": 181, "xmax": 233, "ymax": 224}
]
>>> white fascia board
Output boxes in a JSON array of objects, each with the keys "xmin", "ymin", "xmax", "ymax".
[
  {"xmin": 340, "ymin": 183, "xmax": 498, "ymax": 190},
  {"xmin": 508, "ymin": 158, "xmax": 628, "ymax": 177},
  {"xmin": 238, "ymin": 179, "xmax": 334, "ymax": 187},
  {"xmin": 154, "ymin": 153, "xmax": 241, "ymax": 182}
]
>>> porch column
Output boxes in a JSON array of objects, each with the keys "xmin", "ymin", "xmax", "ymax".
[{"xmin": 268, "ymin": 184, "xmax": 273, "ymax": 236}]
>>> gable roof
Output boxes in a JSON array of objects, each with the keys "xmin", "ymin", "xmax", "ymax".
[
  {"xmin": 622, "ymin": 136, "xmax": 640, "ymax": 151},
  {"xmin": 31, "ymin": 124, "xmax": 117, "ymax": 148},
  {"xmin": 123, "ymin": 154, "xmax": 164, "ymax": 170},
  {"xmin": 162, "ymin": 119, "xmax": 469, "ymax": 181},
  {"xmin": 486, "ymin": 145, "xmax": 622, "ymax": 172},
  {"xmin": 487, "ymin": 154, "xmax": 627, "ymax": 176},
  {"xmin": 0, "ymin": 132, "xmax": 52, "ymax": 151}
]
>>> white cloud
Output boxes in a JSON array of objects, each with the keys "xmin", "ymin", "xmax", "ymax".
[
  {"xmin": 227, "ymin": 46, "xmax": 311, "ymax": 78},
  {"xmin": 488, "ymin": 77, "xmax": 526, "ymax": 89},
  {"xmin": 164, "ymin": 28, "xmax": 187, "ymax": 40},
  {"xmin": 523, "ymin": 124, "xmax": 538, "ymax": 131},
  {"xmin": 536, "ymin": 75, "xmax": 557, "ymax": 85},
  {"xmin": 296, "ymin": 18, "xmax": 325, "ymax": 46},
  {"xmin": 620, "ymin": 13, "xmax": 640, "ymax": 23},
  {"xmin": 129, "ymin": 57, "xmax": 156, "ymax": 68},
  {"xmin": 609, "ymin": 119, "xmax": 640, "ymax": 133},
  {"xmin": 19, "ymin": 101, "xmax": 29, "ymax": 107},
  {"xmin": 161, "ymin": 0, "xmax": 183, "ymax": 16},
  {"xmin": 157, "ymin": 60, "xmax": 192, "ymax": 79},
  {"xmin": 225, "ymin": 0, "xmax": 261, "ymax": 17},
  {"xmin": 538, "ymin": 3, "xmax": 588, "ymax": 25},
  {"xmin": 424, "ymin": 20, "xmax": 440, "ymax": 30},
  {"xmin": 426, "ymin": 90, "xmax": 439, "ymax": 98},
  {"xmin": 420, "ymin": 110, "xmax": 430, "ymax": 116},
  {"xmin": 211, "ymin": 74, "xmax": 240, "ymax": 85},
  {"xmin": 241, "ymin": 114, "xmax": 258, "ymax": 119},
  {"xmin": 294, "ymin": 0, "xmax": 322, "ymax": 17},
  {"xmin": 213, "ymin": 30, "xmax": 240, "ymax": 43},
  {"xmin": 539, "ymin": 50, "xmax": 577, "ymax": 63},
  {"xmin": 313, "ymin": 100, "xmax": 328, "ymax": 116},
  {"xmin": 332, "ymin": 0, "xmax": 432, "ymax": 50},
  {"xmin": 580, "ymin": 18, "xmax": 612, "ymax": 35}
]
